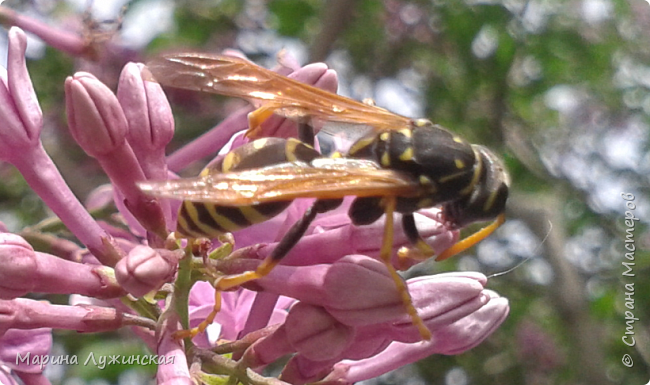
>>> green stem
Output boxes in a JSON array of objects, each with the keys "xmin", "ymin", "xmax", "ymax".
[{"xmin": 173, "ymin": 246, "xmax": 194, "ymax": 349}]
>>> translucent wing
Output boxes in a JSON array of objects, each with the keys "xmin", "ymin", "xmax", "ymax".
[
  {"xmin": 138, "ymin": 158, "xmax": 420, "ymax": 205},
  {"xmin": 146, "ymin": 53, "xmax": 415, "ymax": 131}
]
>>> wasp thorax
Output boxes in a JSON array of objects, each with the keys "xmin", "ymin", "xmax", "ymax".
[{"xmin": 413, "ymin": 118, "xmax": 434, "ymax": 128}]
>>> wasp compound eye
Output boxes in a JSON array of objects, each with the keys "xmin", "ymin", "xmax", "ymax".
[{"xmin": 442, "ymin": 145, "xmax": 509, "ymax": 229}]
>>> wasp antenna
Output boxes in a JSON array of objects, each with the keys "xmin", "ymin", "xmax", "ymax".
[
  {"xmin": 488, "ymin": 258, "xmax": 530, "ymax": 279},
  {"xmin": 487, "ymin": 219, "xmax": 552, "ymax": 279}
]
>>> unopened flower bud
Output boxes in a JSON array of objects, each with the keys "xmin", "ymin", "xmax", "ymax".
[
  {"xmin": 156, "ymin": 312, "xmax": 193, "ymax": 385},
  {"xmin": 0, "ymin": 233, "xmax": 126, "ymax": 299},
  {"xmin": 0, "ymin": 298, "xmax": 133, "ymax": 336},
  {"xmin": 118, "ymin": 62, "xmax": 174, "ymax": 180},
  {"xmin": 331, "ymin": 292, "xmax": 509, "ymax": 383},
  {"xmin": 65, "ymin": 72, "xmax": 129, "ymax": 157},
  {"xmin": 0, "ymin": 27, "xmax": 42, "ymax": 159},
  {"xmin": 0, "ymin": 8, "xmax": 92, "ymax": 58},
  {"xmin": 250, "ymin": 62, "xmax": 338, "ymax": 139},
  {"xmin": 0, "ymin": 28, "xmax": 119, "ymax": 266},
  {"xmin": 0, "ymin": 328, "xmax": 51, "ymax": 376},
  {"xmin": 65, "ymin": 71, "xmax": 168, "ymax": 238},
  {"xmin": 115, "ymin": 245, "xmax": 182, "ymax": 297},
  {"xmin": 284, "ymin": 302, "xmax": 354, "ymax": 361}
]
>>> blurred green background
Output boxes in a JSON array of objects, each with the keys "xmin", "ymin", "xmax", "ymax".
[{"xmin": 1, "ymin": 0, "xmax": 649, "ymax": 384}]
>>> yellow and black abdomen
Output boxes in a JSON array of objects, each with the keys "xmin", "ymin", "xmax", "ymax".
[{"xmin": 175, "ymin": 138, "xmax": 321, "ymax": 239}]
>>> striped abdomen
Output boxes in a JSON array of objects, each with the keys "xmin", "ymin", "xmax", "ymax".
[{"xmin": 175, "ymin": 138, "xmax": 321, "ymax": 239}]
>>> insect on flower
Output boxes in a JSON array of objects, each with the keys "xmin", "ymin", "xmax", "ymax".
[{"xmin": 139, "ymin": 53, "xmax": 510, "ymax": 341}]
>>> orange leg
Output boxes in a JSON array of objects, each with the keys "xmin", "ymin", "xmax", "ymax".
[
  {"xmin": 398, "ymin": 214, "xmax": 506, "ymax": 264},
  {"xmin": 174, "ymin": 259, "xmax": 281, "ymax": 340},
  {"xmin": 174, "ymin": 290, "xmax": 222, "ymax": 339},
  {"xmin": 396, "ymin": 213, "xmax": 437, "ymax": 267},
  {"xmin": 246, "ymin": 105, "xmax": 279, "ymax": 139},
  {"xmin": 380, "ymin": 198, "xmax": 432, "ymax": 341},
  {"xmin": 435, "ymin": 214, "xmax": 506, "ymax": 261}
]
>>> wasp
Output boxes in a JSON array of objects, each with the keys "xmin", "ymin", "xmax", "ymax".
[{"xmin": 139, "ymin": 53, "xmax": 510, "ymax": 341}]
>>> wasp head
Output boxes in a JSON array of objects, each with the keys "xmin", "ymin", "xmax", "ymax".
[{"xmin": 442, "ymin": 145, "xmax": 509, "ymax": 229}]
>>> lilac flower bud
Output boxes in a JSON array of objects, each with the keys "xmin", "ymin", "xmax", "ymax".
[
  {"xmin": 65, "ymin": 72, "xmax": 167, "ymax": 238},
  {"xmin": 272, "ymin": 283, "xmax": 507, "ymax": 384},
  {"xmin": 322, "ymin": 257, "xmax": 487, "ymax": 329},
  {"xmin": 118, "ymin": 62, "xmax": 175, "ymax": 180},
  {"xmin": 0, "ymin": 298, "xmax": 135, "ymax": 336},
  {"xmin": 0, "ymin": 328, "xmax": 51, "ymax": 378},
  {"xmin": 331, "ymin": 292, "xmax": 509, "ymax": 383},
  {"xmin": 156, "ymin": 313, "xmax": 192, "ymax": 385},
  {"xmin": 117, "ymin": 62, "xmax": 175, "ymax": 227},
  {"xmin": 250, "ymin": 62, "xmax": 338, "ymax": 139},
  {"xmin": 0, "ymin": 8, "xmax": 90, "ymax": 58},
  {"xmin": 0, "ymin": 233, "xmax": 125, "ymax": 299},
  {"xmin": 115, "ymin": 245, "xmax": 182, "ymax": 297},
  {"xmin": 65, "ymin": 72, "xmax": 129, "ymax": 156},
  {"xmin": 0, "ymin": 28, "xmax": 120, "ymax": 266},
  {"xmin": 253, "ymin": 255, "xmax": 493, "ymax": 345},
  {"xmin": 284, "ymin": 302, "xmax": 354, "ymax": 361},
  {"xmin": 430, "ymin": 290, "xmax": 509, "ymax": 354},
  {"xmin": 0, "ymin": 28, "xmax": 42, "ymax": 156}
]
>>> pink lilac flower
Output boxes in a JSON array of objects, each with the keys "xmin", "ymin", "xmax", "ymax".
[
  {"xmin": 115, "ymin": 245, "xmax": 183, "ymax": 297},
  {"xmin": 65, "ymin": 71, "xmax": 168, "ymax": 240},
  {"xmin": 0, "ymin": 6, "xmax": 98, "ymax": 59},
  {"xmin": 0, "ymin": 10, "xmax": 510, "ymax": 385},
  {"xmin": 329, "ymin": 289, "xmax": 509, "ymax": 384},
  {"xmin": 0, "ymin": 233, "xmax": 124, "ymax": 299},
  {"xmin": 235, "ymin": 255, "xmax": 509, "ymax": 384},
  {"xmin": 0, "ymin": 297, "xmax": 155, "ymax": 335},
  {"xmin": 188, "ymin": 282, "xmax": 296, "ymax": 347},
  {"xmin": 0, "ymin": 328, "xmax": 52, "ymax": 385},
  {"xmin": 0, "ymin": 27, "xmax": 121, "ymax": 267},
  {"xmin": 156, "ymin": 312, "xmax": 192, "ymax": 385}
]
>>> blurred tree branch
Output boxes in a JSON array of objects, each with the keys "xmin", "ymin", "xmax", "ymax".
[
  {"xmin": 509, "ymin": 191, "xmax": 612, "ymax": 385},
  {"xmin": 308, "ymin": 0, "xmax": 361, "ymax": 62}
]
